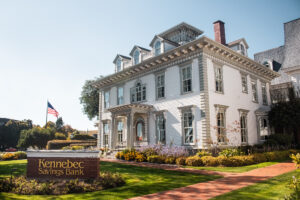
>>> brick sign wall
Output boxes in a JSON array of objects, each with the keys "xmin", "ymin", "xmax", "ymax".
[{"xmin": 26, "ymin": 152, "xmax": 100, "ymax": 179}]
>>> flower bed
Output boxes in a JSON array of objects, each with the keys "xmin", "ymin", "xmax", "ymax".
[
  {"xmin": 115, "ymin": 145, "xmax": 298, "ymax": 167},
  {"xmin": 0, "ymin": 151, "xmax": 27, "ymax": 161},
  {"xmin": 0, "ymin": 172, "xmax": 125, "ymax": 195}
]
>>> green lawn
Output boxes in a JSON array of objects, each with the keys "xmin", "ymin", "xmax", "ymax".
[
  {"xmin": 184, "ymin": 161, "xmax": 280, "ymax": 173},
  {"xmin": 212, "ymin": 169, "xmax": 300, "ymax": 200},
  {"xmin": 0, "ymin": 160, "xmax": 221, "ymax": 200}
]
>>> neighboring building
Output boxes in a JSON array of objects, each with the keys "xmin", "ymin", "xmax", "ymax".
[
  {"xmin": 94, "ymin": 21, "xmax": 278, "ymax": 150},
  {"xmin": 254, "ymin": 18, "xmax": 300, "ymax": 103}
]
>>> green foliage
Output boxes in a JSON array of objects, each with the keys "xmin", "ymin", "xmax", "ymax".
[
  {"xmin": 72, "ymin": 134, "xmax": 95, "ymax": 140},
  {"xmin": 0, "ymin": 119, "xmax": 32, "ymax": 150},
  {"xmin": 18, "ymin": 127, "xmax": 54, "ymax": 149},
  {"xmin": 80, "ymin": 78, "xmax": 102, "ymax": 120},
  {"xmin": 165, "ymin": 157, "xmax": 176, "ymax": 164},
  {"xmin": 284, "ymin": 176, "xmax": 300, "ymax": 200},
  {"xmin": 13, "ymin": 151, "xmax": 27, "ymax": 159},
  {"xmin": 265, "ymin": 133, "xmax": 294, "ymax": 146},
  {"xmin": 0, "ymin": 173, "xmax": 125, "ymax": 195},
  {"xmin": 147, "ymin": 155, "xmax": 165, "ymax": 164},
  {"xmin": 196, "ymin": 150, "xmax": 212, "ymax": 157},
  {"xmin": 290, "ymin": 153, "xmax": 300, "ymax": 169},
  {"xmin": 55, "ymin": 117, "xmax": 64, "ymax": 132},
  {"xmin": 62, "ymin": 145, "xmax": 84, "ymax": 150},
  {"xmin": 54, "ymin": 132, "xmax": 67, "ymax": 140},
  {"xmin": 185, "ymin": 156, "xmax": 203, "ymax": 166},
  {"xmin": 269, "ymin": 98, "xmax": 300, "ymax": 144},
  {"xmin": 175, "ymin": 157, "xmax": 186, "ymax": 166},
  {"xmin": 47, "ymin": 140, "xmax": 96, "ymax": 150},
  {"xmin": 219, "ymin": 148, "xmax": 244, "ymax": 157}
]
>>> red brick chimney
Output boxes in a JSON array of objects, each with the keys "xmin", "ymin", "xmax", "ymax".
[{"xmin": 213, "ymin": 20, "xmax": 226, "ymax": 45}]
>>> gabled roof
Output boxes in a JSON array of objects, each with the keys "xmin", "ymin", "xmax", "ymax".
[
  {"xmin": 227, "ymin": 38, "xmax": 249, "ymax": 49},
  {"xmin": 158, "ymin": 22, "xmax": 203, "ymax": 38},
  {"xmin": 129, "ymin": 45, "xmax": 150, "ymax": 56},
  {"xmin": 149, "ymin": 35, "xmax": 179, "ymax": 47},
  {"xmin": 113, "ymin": 54, "xmax": 131, "ymax": 64}
]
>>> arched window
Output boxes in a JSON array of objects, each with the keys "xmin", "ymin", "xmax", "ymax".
[
  {"xmin": 154, "ymin": 41, "xmax": 161, "ymax": 56},
  {"xmin": 130, "ymin": 81, "xmax": 146, "ymax": 103},
  {"xmin": 116, "ymin": 58, "xmax": 122, "ymax": 72},
  {"xmin": 136, "ymin": 120, "xmax": 144, "ymax": 141},
  {"xmin": 133, "ymin": 50, "xmax": 140, "ymax": 65}
]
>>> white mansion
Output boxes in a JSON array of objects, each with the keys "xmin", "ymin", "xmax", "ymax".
[{"xmin": 94, "ymin": 21, "xmax": 278, "ymax": 150}]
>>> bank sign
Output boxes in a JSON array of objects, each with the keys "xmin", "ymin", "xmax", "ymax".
[{"xmin": 27, "ymin": 157, "xmax": 99, "ymax": 179}]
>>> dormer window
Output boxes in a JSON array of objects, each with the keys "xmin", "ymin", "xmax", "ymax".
[
  {"xmin": 240, "ymin": 44, "xmax": 245, "ymax": 55},
  {"xmin": 154, "ymin": 41, "xmax": 161, "ymax": 56},
  {"xmin": 116, "ymin": 58, "xmax": 122, "ymax": 72},
  {"xmin": 133, "ymin": 50, "xmax": 140, "ymax": 65}
]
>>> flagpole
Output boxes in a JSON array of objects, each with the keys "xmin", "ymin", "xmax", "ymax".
[{"xmin": 46, "ymin": 99, "xmax": 48, "ymax": 126}]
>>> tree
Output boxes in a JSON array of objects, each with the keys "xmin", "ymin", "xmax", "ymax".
[
  {"xmin": 0, "ymin": 119, "xmax": 32, "ymax": 150},
  {"xmin": 79, "ymin": 77, "xmax": 103, "ymax": 120},
  {"xmin": 269, "ymin": 97, "xmax": 300, "ymax": 144},
  {"xmin": 55, "ymin": 117, "xmax": 64, "ymax": 132}
]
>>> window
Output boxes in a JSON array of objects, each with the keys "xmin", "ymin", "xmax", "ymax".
[
  {"xmin": 133, "ymin": 50, "xmax": 140, "ymax": 65},
  {"xmin": 156, "ymin": 115, "xmax": 166, "ymax": 144},
  {"xmin": 156, "ymin": 73, "xmax": 165, "ymax": 99},
  {"xmin": 130, "ymin": 81, "xmax": 146, "ymax": 103},
  {"xmin": 183, "ymin": 110, "xmax": 193, "ymax": 144},
  {"xmin": 215, "ymin": 66, "xmax": 223, "ymax": 93},
  {"xmin": 240, "ymin": 113, "xmax": 248, "ymax": 143},
  {"xmin": 215, "ymin": 105, "xmax": 228, "ymax": 143},
  {"xmin": 104, "ymin": 91, "xmax": 110, "ymax": 109},
  {"xmin": 136, "ymin": 120, "xmax": 144, "ymax": 141},
  {"xmin": 117, "ymin": 86, "xmax": 124, "ymax": 105},
  {"xmin": 241, "ymin": 74, "xmax": 248, "ymax": 93},
  {"xmin": 262, "ymin": 83, "xmax": 268, "ymax": 105},
  {"xmin": 251, "ymin": 79, "xmax": 258, "ymax": 102},
  {"xmin": 154, "ymin": 41, "xmax": 161, "ymax": 56},
  {"xmin": 259, "ymin": 118, "xmax": 269, "ymax": 140},
  {"xmin": 181, "ymin": 65, "xmax": 192, "ymax": 93},
  {"xmin": 103, "ymin": 123, "xmax": 109, "ymax": 146},
  {"xmin": 117, "ymin": 121, "xmax": 123, "ymax": 143},
  {"xmin": 116, "ymin": 58, "xmax": 122, "ymax": 72},
  {"xmin": 240, "ymin": 44, "xmax": 245, "ymax": 55}
]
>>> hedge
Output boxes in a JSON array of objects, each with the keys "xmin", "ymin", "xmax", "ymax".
[{"xmin": 47, "ymin": 140, "xmax": 96, "ymax": 150}]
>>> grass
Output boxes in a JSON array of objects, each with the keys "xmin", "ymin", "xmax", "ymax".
[
  {"xmin": 212, "ymin": 169, "xmax": 300, "ymax": 200},
  {"xmin": 0, "ymin": 160, "xmax": 221, "ymax": 200},
  {"xmin": 184, "ymin": 161, "xmax": 280, "ymax": 173}
]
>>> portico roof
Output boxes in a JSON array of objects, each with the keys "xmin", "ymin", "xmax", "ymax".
[{"xmin": 107, "ymin": 103, "xmax": 153, "ymax": 114}]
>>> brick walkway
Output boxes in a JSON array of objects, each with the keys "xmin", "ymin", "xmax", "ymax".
[{"xmin": 102, "ymin": 159, "xmax": 296, "ymax": 200}]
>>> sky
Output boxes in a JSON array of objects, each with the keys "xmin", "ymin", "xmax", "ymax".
[{"xmin": 0, "ymin": 0, "xmax": 299, "ymax": 130}]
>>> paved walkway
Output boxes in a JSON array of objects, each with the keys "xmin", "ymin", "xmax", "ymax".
[{"xmin": 102, "ymin": 159, "xmax": 296, "ymax": 200}]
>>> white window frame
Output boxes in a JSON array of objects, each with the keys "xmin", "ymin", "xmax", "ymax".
[
  {"xmin": 214, "ymin": 65, "xmax": 224, "ymax": 93},
  {"xmin": 104, "ymin": 91, "xmax": 110, "ymax": 109},
  {"xmin": 133, "ymin": 50, "xmax": 140, "ymax": 65},
  {"xmin": 154, "ymin": 41, "xmax": 161, "ymax": 56},
  {"xmin": 241, "ymin": 73, "xmax": 248, "ymax": 93},
  {"xmin": 215, "ymin": 104, "xmax": 228, "ymax": 144},
  {"xmin": 180, "ymin": 64, "xmax": 192, "ymax": 94},
  {"xmin": 117, "ymin": 86, "xmax": 124, "ymax": 105},
  {"xmin": 251, "ymin": 79, "xmax": 258, "ymax": 103},
  {"xmin": 116, "ymin": 58, "xmax": 122, "ymax": 72},
  {"xmin": 259, "ymin": 117, "xmax": 269, "ymax": 141},
  {"xmin": 156, "ymin": 73, "xmax": 165, "ymax": 99},
  {"xmin": 130, "ymin": 81, "xmax": 146, "ymax": 103},
  {"xmin": 238, "ymin": 109, "xmax": 249, "ymax": 144},
  {"xmin": 156, "ymin": 114, "xmax": 166, "ymax": 144},
  {"xmin": 182, "ymin": 110, "xmax": 194, "ymax": 145},
  {"xmin": 117, "ymin": 121, "xmax": 123, "ymax": 144}
]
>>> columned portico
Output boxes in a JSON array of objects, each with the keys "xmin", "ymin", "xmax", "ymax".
[{"xmin": 106, "ymin": 104, "xmax": 153, "ymax": 150}]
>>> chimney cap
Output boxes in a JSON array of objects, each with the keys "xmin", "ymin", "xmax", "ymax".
[{"xmin": 213, "ymin": 20, "xmax": 225, "ymax": 24}]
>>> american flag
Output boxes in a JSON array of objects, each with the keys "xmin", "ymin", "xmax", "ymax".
[{"xmin": 47, "ymin": 101, "xmax": 59, "ymax": 117}]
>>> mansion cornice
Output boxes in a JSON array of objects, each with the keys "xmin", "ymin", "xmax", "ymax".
[{"xmin": 94, "ymin": 36, "xmax": 279, "ymax": 89}]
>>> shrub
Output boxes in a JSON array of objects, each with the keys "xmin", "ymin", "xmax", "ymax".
[
  {"xmin": 291, "ymin": 153, "xmax": 300, "ymax": 169},
  {"xmin": 115, "ymin": 152, "xmax": 124, "ymax": 159},
  {"xmin": 62, "ymin": 146, "xmax": 84, "ymax": 150},
  {"xmin": 252, "ymin": 153, "xmax": 268, "ymax": 163},
  {"xmin": 99, "ymin": 172, "xmax": 125, "ymax": 188},
  {"xmin": 176, "ymin": 157, "xmax": 186, "ymax": 166},
  {"xmin": 185, "ymin": 156, "xmax": 203, "ymax": 166},
  {"xmin": 201, "ymin": 156, "xmax": 220, "ymax": 166},
  {"xmin": 1, "ymin": 153, "xmax": 17, "ymax": 160},
  {"xmin": 47, "ymin": 140, "xmax": 96, "ymax": 150},
  {"xmin": 72, "ymin": 134, "xmax": 95, "ymax": 140},
  {"xmin": 135, "ymin": 152, "xmax": 146, "ymax": 162},
  {"xmin": 0, "ymin": 178, "xmax": 13, "ymax": 192},
  {"xmin": 54, "ymin": 132, "xmax": 67, "ymax": 140},
  {"xmin": 219, "ymin": 148, "xmax": 244, "ymax": 157},
  {"xmin": 196, "ymin": 150, "xmax": 212, "ymax": 157},
  {"xmin": 124, "ymin": 150, "xmax": 136, "ymax": 161},
  {"xmin": 165, "ymin": 157, "xmax": 176, "ymax": 164},
  {"xmin": 284, "ymin": 176, "xmax": 300, "ymax": 200},
  {"xmin": 13, "ymin": 151, "xmax": 27, "ymax": 159},
  {"xmin": 147, "ymin": 155, "xmax": 165, "ymax": 164}
]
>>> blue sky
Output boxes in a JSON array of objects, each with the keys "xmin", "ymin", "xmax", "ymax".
[{"xmin": 0, "ymin": 0, "xmax": 299, "ymax": 130}]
